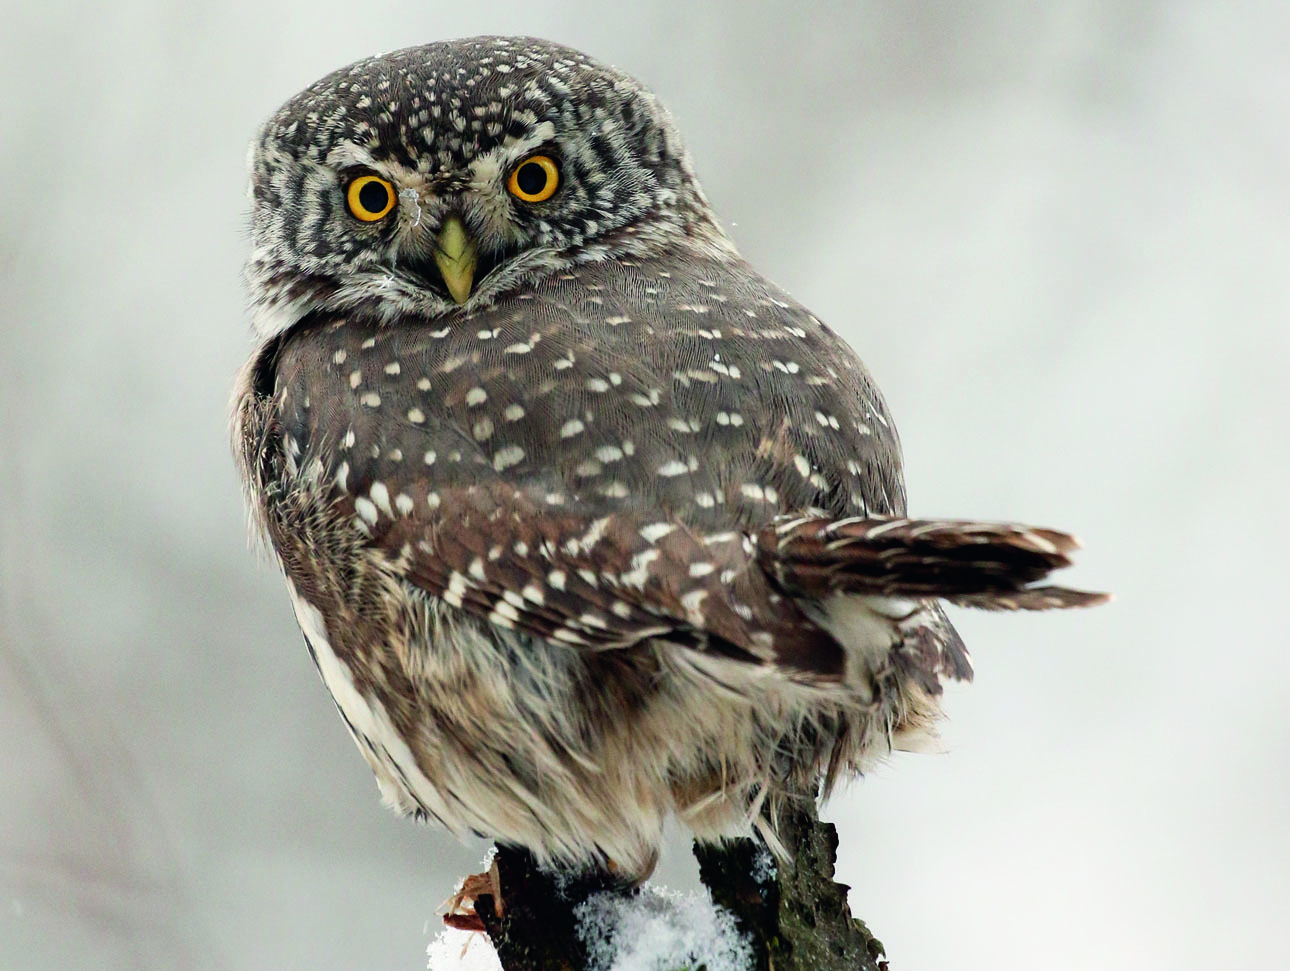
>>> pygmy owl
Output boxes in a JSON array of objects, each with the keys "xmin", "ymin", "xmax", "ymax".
[{"xmin": 233, "ymin": 36, "xmax": 1104, "ymax": 879}]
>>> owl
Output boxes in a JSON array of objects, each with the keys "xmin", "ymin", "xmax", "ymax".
[{"xmin": 233, "ymin": 36, "xmax": 1104, "ymax": 880}]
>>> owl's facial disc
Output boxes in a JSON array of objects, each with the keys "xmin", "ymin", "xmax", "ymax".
[
  {"xmin": 245, "ymin": 36, "xmax": 732, "ymax": 339},
  {"xmin": 376, "ymin": 147, "xmax": 556, "ymax": 307}
]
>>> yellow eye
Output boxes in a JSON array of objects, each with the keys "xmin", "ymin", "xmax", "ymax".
[
  {"xmin": 507, "ymin": 155, "xmax": 560, "ymax": 203},
  {"xmin": 346, "ymin": 174, "xmax": 396, "ymax": 222}
]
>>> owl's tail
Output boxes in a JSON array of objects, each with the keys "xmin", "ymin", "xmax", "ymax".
[{"xmin": 758, "ymin": 516, "xmax": 1109, "ymax": 610}]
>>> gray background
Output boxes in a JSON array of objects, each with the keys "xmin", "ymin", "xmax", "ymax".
[{"xmin": 2, "ymin": 2, "xmax": 1286, "ymax": 969}]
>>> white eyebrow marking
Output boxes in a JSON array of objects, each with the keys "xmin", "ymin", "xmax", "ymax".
[{"xmin": 399, "ymin": 186, "xmax": 423, "ymax": 226}]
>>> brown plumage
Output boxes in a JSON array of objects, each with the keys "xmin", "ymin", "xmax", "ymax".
[
  {"xmin": 763, "ymin": 516, "xmax": 1109, "ymax": 610},
  {"xmin": 233, "ymin": 38, "xmax": 1106, "ymax": 879}
]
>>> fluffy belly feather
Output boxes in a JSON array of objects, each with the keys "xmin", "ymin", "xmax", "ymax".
[{"xmin": 284, "ymin": 572, "xmax": 932, "ymax": 877}]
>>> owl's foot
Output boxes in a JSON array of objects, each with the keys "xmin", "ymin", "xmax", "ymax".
[{"xmin": 441, "ymin": 858, "xmax": 503, "ymax": 932}]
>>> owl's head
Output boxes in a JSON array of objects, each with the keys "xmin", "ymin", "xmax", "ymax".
[{"xmin": 245, "ymin": 36, "xmax": 731, "ymax": 339}]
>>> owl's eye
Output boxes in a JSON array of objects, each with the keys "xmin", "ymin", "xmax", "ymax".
[
  {"xmin": 346, "ymin": 174, "xmax": 397, "ymax": 222},
  {"xmin": 507, "ymin": 156, "xmax": 560, "ymax": 203}
]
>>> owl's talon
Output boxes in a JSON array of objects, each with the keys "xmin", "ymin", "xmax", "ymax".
[
  {"xmin": 441, "ymin": 860, "xmax": 504, "ymax": 930},
  {"xmin": 441, "ymin": 912, "xmax": 487, "ymax": 933}
]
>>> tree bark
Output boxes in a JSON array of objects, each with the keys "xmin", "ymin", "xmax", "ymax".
[
  {"xmin": 693, "ymin": 795, "xmax": 887, "ymax": 971},
  {"xmin": 469, "ymin": 793, "xmax": 886, "ymax": 970}
]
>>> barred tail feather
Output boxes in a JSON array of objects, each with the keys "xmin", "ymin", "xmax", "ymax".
[{"xmin": 759, "ymin": 516, "xmax": 1110, "ymax": 610}]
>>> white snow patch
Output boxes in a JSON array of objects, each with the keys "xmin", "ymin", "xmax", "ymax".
[
  {"xmin": 576, "ymin": 885, "xmax": 752, "ymax": 971},
  {"xmin": 750, "ymin": 842, "xmax": 778, "ymax": 885},
  {"xmin": 426, "ymin": 928, "xmax": 502, "ymax": 971}
]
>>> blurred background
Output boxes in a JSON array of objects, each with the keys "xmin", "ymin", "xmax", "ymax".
[{"xmin": 2, "ymin": 2, "xmax": 1286, "ymax": 968}]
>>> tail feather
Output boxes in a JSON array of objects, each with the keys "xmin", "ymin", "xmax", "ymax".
[{"xmin": 759, "ymin": 516, "xmax": 1110, "ymax": 611}]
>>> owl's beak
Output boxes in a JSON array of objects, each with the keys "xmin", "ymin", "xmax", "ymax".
[{"xmin": 433, "ymin": 215, "xmax": 478, "ymax": 305}]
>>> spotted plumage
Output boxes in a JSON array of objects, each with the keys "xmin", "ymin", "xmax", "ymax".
[{"xmin": 233, "ymin": 36, "xmax": 1105, "ymax": 877}]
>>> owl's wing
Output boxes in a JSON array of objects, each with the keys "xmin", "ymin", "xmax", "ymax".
[
  {"xmin": 238, "ymin": 314, "xmax": 849, "ymax": 680},
  {"xmin": 377, "ymin": 479, "xmax": 847, "ymax": 676}
]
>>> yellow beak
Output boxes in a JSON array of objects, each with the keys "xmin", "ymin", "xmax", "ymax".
[{"xmin": 433, "ymin": 215, "xmax": 478, "ymax": 305}]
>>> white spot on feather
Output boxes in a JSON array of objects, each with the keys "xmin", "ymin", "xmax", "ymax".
[
  {"xmin": 639, "ymin": 523, "xmax": 675, "ymax": 544},
  {"xmin": 681, "ymin": 589, "xmax": 709, "ymax": 624},
  {"xmin": 369, "ymin": 482, "xmax": 393, "ymax": 518},
  {"xmin": 657, "ymin": 460, "xmax": 689, "ymax": 477},
  {"xmin": 493, "ymin": 445, "xmax": 525, "ymax": 471},
  {"xmin": 489, "ymin": 599, "xmax": 521, "ymax": 627},
  {"xmin": 444, "ymin": 571, "xmax": 468, "ymax": 608}
]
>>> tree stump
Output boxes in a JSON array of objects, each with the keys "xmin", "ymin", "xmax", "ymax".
[{"xmin": 465, "ymin": 791, "xmax": 887, "ymax": 970}]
